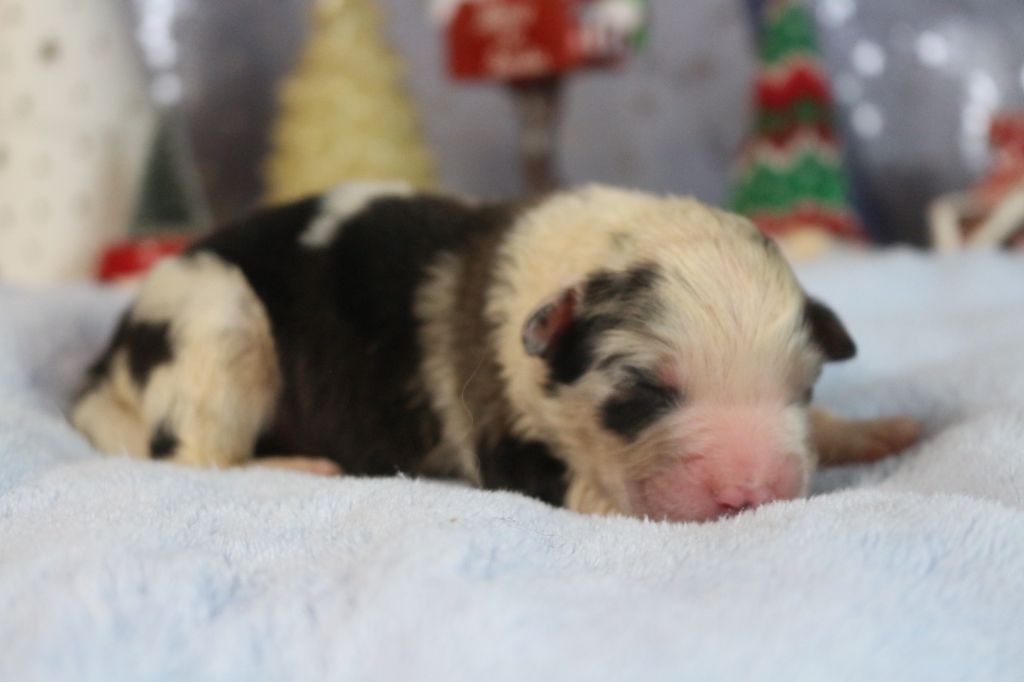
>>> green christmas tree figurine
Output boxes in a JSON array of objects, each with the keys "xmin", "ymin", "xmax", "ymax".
[{"xmin": 731, "ymin": 0, "xmax": 865, "ymax": 254}]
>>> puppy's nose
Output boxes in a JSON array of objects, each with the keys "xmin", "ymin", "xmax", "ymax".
[{"xmin": 715, "ymin": 486, "xmax": 776, "ymax": 514}]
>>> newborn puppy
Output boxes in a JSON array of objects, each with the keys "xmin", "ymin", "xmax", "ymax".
[{"xmin": 72, "ymin": 184, "xmax": 918, "ymax": 522}]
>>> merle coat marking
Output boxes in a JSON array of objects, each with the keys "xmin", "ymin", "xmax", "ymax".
[{"xmin": 72, "ymin": 184, "xmax": 920, "ymax": 520}]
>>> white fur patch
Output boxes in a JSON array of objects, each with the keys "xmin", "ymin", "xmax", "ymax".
[
  {"xmin": 299, "ymin": 181, "xmax": 414, "ymax": 248},
  {"xmin": 71, "ymin": 372, "xmax": 149, "ymax": 457},
  {"xmin": 73, "ymin": 252, "xmax": 280, "ymax": 468},
  {"xmin": 414, "ymin": 252, "xmax": 482, "ymax": 484}
]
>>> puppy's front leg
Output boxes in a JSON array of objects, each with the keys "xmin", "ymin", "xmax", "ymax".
[
  {"xmin": 564, "ymin": 476, "xmax": 623, "ymax": 516},
  {"xmin": 244, "ymin": 456, "xmax": 343, "ymax": 476},
  {"xmin": 811, "ymin": 408, "xmax": 920, "ymax": 466}
]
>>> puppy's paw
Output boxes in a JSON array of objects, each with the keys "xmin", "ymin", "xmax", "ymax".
[
  {"xmin": 843, "ymin": 416, "xmax": 921, "ymax": 463},
  {"xmin": 249, "ymin": 456, "xmax": 344, "ymax": 476},
  {"xmin": 813, "ymin": 409, "xmax": 921, "ymax": 466}
]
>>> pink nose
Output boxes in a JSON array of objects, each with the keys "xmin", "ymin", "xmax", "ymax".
[{"xmin": 714, "ymin": 486, "xmax": 778, "ymax": 514}]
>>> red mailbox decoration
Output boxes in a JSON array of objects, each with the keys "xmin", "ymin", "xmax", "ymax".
[
  {"xmin": 445, "ymin": 0, "xmax": 646, "ymax": 81},
  {"xmin": 447, "ymin": 0, "xmax": 579, "ymax": 80},
  {"xmin": 441, "ymin": 0, "xmax": 647, "ymax": 190}
]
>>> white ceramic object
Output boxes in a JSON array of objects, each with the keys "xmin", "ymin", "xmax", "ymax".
[{"xmin": 0, "ymin": 0, "xmax": 155, "ymax": 286}]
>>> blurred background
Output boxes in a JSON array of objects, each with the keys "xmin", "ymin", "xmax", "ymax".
[{"xmin": 1, "ymin": 0, "xmax": 1024, "ymax": 285}]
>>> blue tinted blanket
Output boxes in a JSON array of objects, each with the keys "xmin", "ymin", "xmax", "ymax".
[{"xmin": 2, "ymin": 250, "xmax": 1023, "ymax": 681}]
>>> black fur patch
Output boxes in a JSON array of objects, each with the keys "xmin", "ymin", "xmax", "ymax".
[
  {"xmin": 125, "ymin": 322, "xmax": 173, "ymax": 387},
  {"xmin": 193, "ymin": 193, "xmax": 514, "ymax": 476},
  {"xmin": 542, "ymin": 265, "xmax": 662, "ymax": 387},
  {"xmin": 477, "ymin": 435, "xmax": 568, "ymax": 506},
  {"xmin": 600, "ymin": 369, "xmax": 681, "ymax": 441},
  {"xmin": 583, "ymin": 264, "xmax": 660, "ymax": 308},
  {"xmin": 189, "ymin": 196, "xmax": 320, "ymax": 321},
  {"xmin": 545, "ymin": 314, "xmax": 619, "ymax": 385},
  {"xmin": 149, "ymin": 423, "xmax": 178, "ymax": 459},
  {"xmin": 84, "ymin": 315, "xmax": 173, "ymax": 389}
]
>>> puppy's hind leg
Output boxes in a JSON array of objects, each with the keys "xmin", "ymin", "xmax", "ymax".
[
  {"xmin": 71, "ymin": 372, "xmax": 149, "ymax": 458},
  {"xmin": 128, "ymin": 253, "xmax": 281, "ymax": 468},
  {"xmin": 564, "ymin": 476, "xmax": 623, "ymax": 516},
  {"xmin": 72, "ymin": 314, "xmax": 165, "ymax": 459}
]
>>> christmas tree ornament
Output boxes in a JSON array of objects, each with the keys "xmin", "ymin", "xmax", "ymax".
[
  {"xmin": 0, "ymin": 0, "xmax": 155, "ymax": 285},
  {"xmin": 266, "ymin": 0, "xmax": 437, "ymax": 204},
  {"xmin": 441, "ymin": 0, "xmax": 648, "ymax": 192},
  {"xmin": 129, "ymin": 0, "xmax": 212, "ymax": 236},
  {"xmin": 929, "ymin": 111, "xmax": 1024, "ymax": 251},
  {"xmin": 732, "ymin": 0, "xmax": 865, "ymax": 256}
]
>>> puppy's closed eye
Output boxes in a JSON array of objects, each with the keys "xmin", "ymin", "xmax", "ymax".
[{"xmin": 600, "ymin": 368, "xmax": 682, "ymax": 442}]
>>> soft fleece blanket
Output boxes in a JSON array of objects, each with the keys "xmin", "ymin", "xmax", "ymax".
[{"xmin": 1, "ymin": 249, "xmax": 1023, "ymax": 682}]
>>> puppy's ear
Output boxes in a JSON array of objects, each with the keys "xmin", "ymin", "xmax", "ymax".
[
  {"xmin": 522, "ymin": 286, "xmax": 598, "ymax": 385},
  {"xmin": 522, "ymin": 287, "xmax": 579, "ymax": 358},
  {"xmin": 805, "ymin": 297, "xmax": 856, "ymax": 361}
]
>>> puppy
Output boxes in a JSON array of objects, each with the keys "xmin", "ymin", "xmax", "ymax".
[{"xmin": 72, "ymin": 183, "xmax": 919, "ymax": 522}]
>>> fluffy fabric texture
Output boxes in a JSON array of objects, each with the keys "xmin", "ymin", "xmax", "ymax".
[{"xmin": 2, "ymin": 250, "xmax": 1023, "ymax": 681}]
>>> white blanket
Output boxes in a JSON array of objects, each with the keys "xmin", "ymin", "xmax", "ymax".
[{"xmin": 2, "ymin": 249, "xmax": 1023, "ymax": 681}]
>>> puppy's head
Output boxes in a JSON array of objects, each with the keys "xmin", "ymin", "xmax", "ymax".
[{"xmin": 520, "ymin": 197, "xmax": 854, "ymax": 522}]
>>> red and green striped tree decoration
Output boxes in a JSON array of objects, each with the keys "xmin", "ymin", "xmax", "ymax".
[{"xmin": 732, "ymin": 0, "xmax": 865, "ymax": 241}]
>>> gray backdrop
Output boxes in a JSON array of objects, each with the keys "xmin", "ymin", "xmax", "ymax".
[{"xmin": 162, "ymin": 0, "xmax": 1024, "ymax": 243}]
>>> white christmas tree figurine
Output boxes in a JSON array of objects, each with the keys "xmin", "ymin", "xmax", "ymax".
[{"xmin": 266, "ymin": 0, "xmax": 436, "ymax": 204}]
